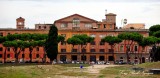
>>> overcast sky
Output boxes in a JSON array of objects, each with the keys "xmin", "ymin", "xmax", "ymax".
[{"xmin": 0, "ymin": 0, "xmax": 160, "ymax": 29}]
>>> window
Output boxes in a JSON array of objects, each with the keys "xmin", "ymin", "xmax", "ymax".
[
  {"xmin": 120, "ymin": 45, "xmax": 123, "ymax": 52},
  {"xmin": 61, "ymin": 34, "xmax": 66, "ymax": 38},
  {"xmin": 22, "ymin": 54, "xmax": 25, "ymax": 58},
  {"xmin": 134, "ymin": 45, "xmax": 138, "ymax": 51},
  {"xmin": 97, "ymin": 24, "xmax": 100, "ymax": 28},
  {"xmin": 36, "ymin": 54, "xmax": 39, "ymax": 58},
  {"xmin": 36, "ymin": 47, "xmax": 39, "ymax": 51},
  {"xmin": 91, "ymin": 41, "xmax": 95, "ymax": 45},
  {"xmin": 61, "ymin": 41, "xmax": 66, "ymax": 45},
  {"xmin": 72, "ymin": 34, "xmax": 76, "ymax": 37},
  {"xmin": 39, "ymin": 26, "xmax": 41, "ymax": 29},
  {"xmin": 99, "ymin": 34, "xmax": 105, "ymax": 38},
  {"xmin": 85, "ymin": 23, "xmax": 92, "ymax": 28},
  {"xmin": 71, "ymin": 55, "xmax": 77, "ymax": 60},
  {"xmin": 61, "ymin": 23, "xmax": 68, "ymax": 28},
  {"xmin": 0, "ymin": 47, "xmax": 3, "ymax": 51},
  {"xmin": 110, "ymin": 24, "xmax": 112, "ymax": 29},
  {"xmin": 100, "ymin": 41, "xmax": 105, "ymax": 45},
  {"xmin": 90, "ymin": 49, "xmax": 95, "ymax": 52},
  {"xmin": 82, "ymin": 49, "xmax": 86, "ymax": 53},
  {"xmin": 127, "ymin": 45, "xmax": 130, "ymax": 51},
  {"xmin": 61, "ymin": 49, "xmax": 66, "ymax": 52},
  {"xmin": 44, "ymin": 26, "xmax": 46, "ymax": 29},
  {"xmin": 0, "ymin": 32, "xmax": 3, "ymax": 36},
  {"xmin": 8, "ymin": 33, "xmax": 11, "ymax": 35},
  {"xmin": 120, "ymin": 57, "xmax": 123, "ymax": 62},
  {"xmin": 90, "ymin": 34, "xmax": 96, "ymax": 38},
  {"xmin": 7, "ymin": 48, "xmax": 10, "ymax": 51},
  {"xmin": 99, "ymin": 49, "xmax": 105, "ymax": 52},
  {"xmin": 109, "ymin": 49, "xmax": 114, "ymax": 53},
  {"xmin": 72, "ymin": 18, "xmax": 80, "ymax": 27},
  {"xmin": 108, "ymin": 56, "xmax": 114, "ymax": 61},
  {"xmin": 7, "ymin": 54, "xmax": 10, "ymax": 58},
  {"xmin": 99, "ymin": 56, "xmax": 105, "ymax": 61},
  {"xmin": 108, "ymin": 34, "xmax": 114, "ymax": 36},
  {"xmin": 0, "ymin": 54, "xmax": 2, "ymax": 58},
  {"xmin": 81, "ymin": 55, "xmax": 86, "ymax": 61},
  {"xmin": 90, "ymin": 55, "xmax": 96, "ymax": 62},
  {"xmin": 72, "ymin": 49, "xmax": 77, "ymax": 52},
  {"xmin": 60, "ymin": 55, "xmax": 66, "ymax": 61},
  {"xmin": 104, "ymin": 24, "xmax": 106, "ymax": 28},
  {"xmin": 22, "ymin": 48, "xmax": 25, "ymax": 51}
]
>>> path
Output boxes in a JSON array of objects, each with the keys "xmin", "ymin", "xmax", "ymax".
[{"xmin": 86, "ymin": 65, "xmax": 119, "ymax": 74}]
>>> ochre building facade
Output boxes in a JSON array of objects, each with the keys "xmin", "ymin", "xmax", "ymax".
[{"xmin": 0, "ymin": 13, "xmax": 149, "ymax": 63}]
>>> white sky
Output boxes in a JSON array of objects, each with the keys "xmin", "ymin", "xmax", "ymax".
[{"xmin": 0, "ymin": 0, "xmax": 160, "ymax": 29}]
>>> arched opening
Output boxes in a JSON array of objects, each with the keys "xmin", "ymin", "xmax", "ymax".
[
  {"xmin": 120, "ymin": 57, "xmax": 123, "ymax": 62},
  {"xmin": 134, "ymin": 57, "xmax": 138, "ymax": 63},
  {"xmin": 90, "ymin": 55, "xmax": 96, "ymax": 62},
  {"xmin": 142, "ymin": 57, "xmax": 145, "ymax": 63},
  {"xmin": 71, "ymin": 55, "xmax": 77, "ymax": 61}
]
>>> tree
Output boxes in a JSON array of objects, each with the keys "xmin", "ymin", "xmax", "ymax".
[
  {"xmin": 57, "ymin": 35, "xmax": 65, "ymax": 43},
  {"xmin": 37, "ymin": 35, "xmax": 64, "ymax": 63},
  {"xmin": 45, "ymin": 25, "xmax": 58, "ymax": 62},
  {"xmin": 67, "ymin": 34, "xmax": 94, "ymax": 62},
  {"xmin": 148, "ymin": 25, "xmax": 160, "ymax": 62},
  {"xmin": 2, "ymin": 40, "xmax": 30, "ymax": 63},
  {"xmin": 149, "ymin": 24, "xmax": 160, "ymax": 36},
  {"xmin": 0, "ymin": 36, "xmax": 7, "ymax": 63},
  {"xmin": 137, "ymin": 37, "xmax": 157, "ymax": 63},
  {"xmin": 101, "ymin": 36, "xmax": 122, "ymax": 62},
  {"xmin": 118, "ymin": 32, "xmax": 143, "ymax": 63}
]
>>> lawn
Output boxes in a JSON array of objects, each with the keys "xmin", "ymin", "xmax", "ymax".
[{"xmin": 0, "ymin": 62, "xmax": 160, "ymax": 78}]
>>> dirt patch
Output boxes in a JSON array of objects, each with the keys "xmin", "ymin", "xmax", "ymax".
[{"xmin": 85, "ymin": 65, "xmax": 120, "ymax": 74}]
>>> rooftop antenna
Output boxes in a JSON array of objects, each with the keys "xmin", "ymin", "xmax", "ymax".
[{"xmin": 105, "ymin": 9, "xmax": 107, "ymax": 15}]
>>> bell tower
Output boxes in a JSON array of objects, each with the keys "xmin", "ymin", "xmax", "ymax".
[{"xmin": 16, "ymin": 17, "xmax": 25, "ymax": 29}]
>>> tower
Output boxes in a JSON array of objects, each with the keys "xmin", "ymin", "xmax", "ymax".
[
  {"xmin": 105, "ymin": 13, "xmax": 116, "ymax": 23},
  {"xmin": 16, "ymin": 17, "xmax": 25, "ymax": 29},
  {"xmin": 105, "ymin": 13, "xmax": 117, "ymax": 29}
]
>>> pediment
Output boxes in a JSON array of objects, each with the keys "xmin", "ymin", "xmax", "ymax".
[{"xmin": 55, "ymin": 14, "xmax": 98, "ymax": 23}]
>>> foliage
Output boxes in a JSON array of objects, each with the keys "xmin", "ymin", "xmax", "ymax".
[
  {"xmin": 67, "ymin": 34, "xmax": 94, "ymax": 47},
  {"xmin": 67, "ymin": 37, "xmax": 82, "ymax": 47},
  {"xmin": 149, "ymin": 24, "xmax": 160, "ymax": 36},
  {"xmin": 101, "ymin": 36, "xmax": 122, "ymax": 45},
  {"xmin": 45, "ymin": 25, "xmax": 58, "ymax": 61},
  {"xmin": 153, "ymin": 30, "xmax": 160, "ymax": 38},
  {"xmin": 138, "ymin": 36, "xmax": 158, "ymax": 47},
  {"xmin": 57, "ymin": 35, "xmax": 65, "ymax": 43},
  {"xmin": 0, "ymin": 36, "xmax": 7, "ymax": 43},
  {"xmin": 118, "ymin": 32, "xmax": 143, "ymax": 42}
]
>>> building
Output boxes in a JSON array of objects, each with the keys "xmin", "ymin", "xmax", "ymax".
[
  {"xmin": 0, "ymin": 12, "xmax": 149, "ymax": 64},
  {"xmin": 123, "ymin": 23, "xmax": 145, "ymax": 29},
  {"xmin": 35, "ymin": 24, "xmax": 52, "ymax": 30}
]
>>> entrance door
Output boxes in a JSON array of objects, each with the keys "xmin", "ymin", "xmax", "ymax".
[
  {"xmin": 142, "ymin": 57, "xmax": 145, "ymax": 63},
  {"xmin": 90, "ymin": 55, "xmax": 96, "ymax": 62},
  {"xmin": 99, "ymin": 56, "xmax": 105, "ymax": 61},
  {"xmin": 108, "ymin": 56, "xmax": 114, "ymax": 61},
  {"xmin": 60, "ymin": 55, "xmax": 66, "ymax": 61},
  {"xmin": 71, "ymin": 55, "xmax": 77, "ymax": 61}
]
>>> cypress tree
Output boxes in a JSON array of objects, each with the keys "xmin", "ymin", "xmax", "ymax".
[{"xmin": 45, "ymin": 25, "xmax": 58, "ymax": 62}]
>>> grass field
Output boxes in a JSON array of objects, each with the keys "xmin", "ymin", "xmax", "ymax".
[{"xmin": 0, "ymin": 62, "xmax": 160, "ymax": 78}]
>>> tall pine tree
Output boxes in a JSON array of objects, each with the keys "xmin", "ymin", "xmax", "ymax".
[{"xmin": 45, "ymin": 25, "xmax": 58, "ymax": 62}]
